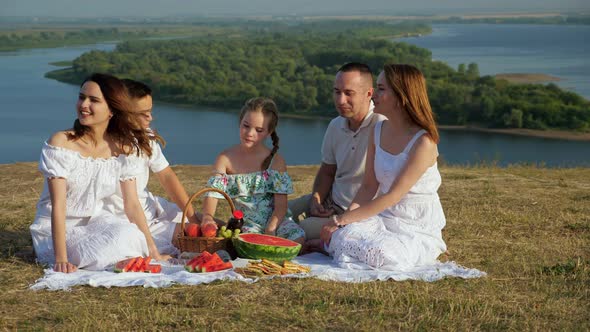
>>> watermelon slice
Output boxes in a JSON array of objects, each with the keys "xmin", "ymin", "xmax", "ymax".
[
  {"xmin": 142, "ymin": 256, "xmax": 152, "ymax": 271},
  {"xmin": 201, "ymin": 261, "xmax": 233, "ymax": 273},
  {"xmin": 114, "ymin": 257, "xmax": 137, "ymax": 273},
  {"xmin": 183, "ymin": 251, "xmax": 230, "ymax": 273},
  {"xmin": 132, "ymin": 257, "xmax": 145, "ymax": 272},
  {"xmin": 184, "ymin": 256, "xmax": 200, "ymax": 271},
  {"xmin": 232, "ymin": 233, "xmax": 301, "ymax": 263},
  {"xmin": 198, "ymin": 253, "xmax": 224, "ymax": 272},
  {"xmin": 184, "ymin": 251, "xmax": 213, "ymax": 272},
  {"xmin": 114, "ymin": 256, "xmax": 158, "ymax": 273},
  {"xmin": 144, "ymin": 264, "xmax": 162, "ymax": 273}
]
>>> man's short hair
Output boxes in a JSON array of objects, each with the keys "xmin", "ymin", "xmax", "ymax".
[
  {"xmin": 337, "ymin": 62, "xmax": 373, "ymax": 86},
  {"xmin": 121, "ymin": 79, "xmax": 152, "ymax": 98}
]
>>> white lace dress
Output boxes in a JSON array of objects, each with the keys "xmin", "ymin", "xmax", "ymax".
[
  {"xmin": 29, "ymin": 142, "xmax": 149, "ymax": 270},
  {"xmin": 101, "ymin": 139, "xmax": 181, "ymax": 255},
  {"xmin": 327, "ymin": 121, "xmax": 447, "ymax": 270}
]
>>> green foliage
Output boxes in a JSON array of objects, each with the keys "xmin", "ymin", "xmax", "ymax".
[
  {"xmin": 0, "ymin": 28, "xmax": 151, "ymax": 51},
  {"xmin": 46, "ymin": 20, "xmax": 590, "ymax": 131}
]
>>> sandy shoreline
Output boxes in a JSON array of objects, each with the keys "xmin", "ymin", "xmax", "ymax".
[{"xmin": 495, "ymin": 73, "xmax": 561, "ymax": 84}]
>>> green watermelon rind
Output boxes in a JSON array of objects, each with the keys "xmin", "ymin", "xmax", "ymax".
[{"xmin": 232, "ymin": 233, "xmax": 301, "ymax": 262}]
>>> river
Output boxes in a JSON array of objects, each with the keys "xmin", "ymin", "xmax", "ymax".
[
  {"xmin": 1, "ymin": 25, "xmax": 589, "ymax": 167},
  {"xmin": 398, "ymin": 23, "xmax": 590, "ymax": 99}
]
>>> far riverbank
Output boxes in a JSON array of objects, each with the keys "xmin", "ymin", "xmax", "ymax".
[
  {"xmin": 439, "ymin": 125, "xmax": 590, "ymax": 141},
  {"xmin": 156, "ymin": 99, "xmax": 590, "ymax": 142},
  {"xmin": 154, "ymin": 97, "xmax": 590, "ymax": 141}
]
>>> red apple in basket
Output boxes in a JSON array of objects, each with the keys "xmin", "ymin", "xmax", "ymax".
[
  {"xmin": 201, "ymin": 223, "xmax": 218, "ymax": 238},
  {"xmin": 185, "ymin": 223, "xmax": 200, "ymax": 237}
]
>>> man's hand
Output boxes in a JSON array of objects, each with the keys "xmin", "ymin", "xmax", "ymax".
[{"xmin": 309, "ymin": 196, "xmax": 334, "ymax": 217}]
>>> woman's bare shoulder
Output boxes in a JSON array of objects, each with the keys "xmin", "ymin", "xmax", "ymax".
[
  {"xmin": 47, "ymin": 131, "xmax": 74, "ymax": 148},
  {"xmin": 412, "ymin": 134, "xmax": 438, "ymax": 163}
]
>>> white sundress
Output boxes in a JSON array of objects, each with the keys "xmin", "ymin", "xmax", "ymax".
[
  {"xmin": 29, "ymin": 142, "xmax": 150, "ymax": 270},
  {"xmin": 101, "ymin": 138, "xmax": 182, "ymax": 256},
  {"xmin": 327, "ymin": 121, "xmax": 447, "ymax": 270}
]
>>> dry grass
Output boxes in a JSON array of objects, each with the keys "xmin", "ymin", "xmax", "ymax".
[{"xmin": 0, "ymin": 163, "xmax": 588, "ymax": 331}]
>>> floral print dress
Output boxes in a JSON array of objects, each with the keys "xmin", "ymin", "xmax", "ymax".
[{"xmin": 205, "ymin": 170, "xmax": 305, "ymax": 241}]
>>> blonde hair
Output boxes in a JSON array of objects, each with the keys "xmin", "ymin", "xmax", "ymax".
[
  {"xmin": 383, "ymin": 64, "xmax": 439, "ymax": 143},
  {"xmin": 239, "ymin": 97, "xmax": 280, "ymax": 170}
]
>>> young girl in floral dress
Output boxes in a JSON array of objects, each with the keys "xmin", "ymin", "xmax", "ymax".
[{"xmin": 201, "ymin": 98, "xmax": 305, "ymax": 244}]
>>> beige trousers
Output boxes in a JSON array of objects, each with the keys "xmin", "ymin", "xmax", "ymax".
[{"xmin": 288, "ymin": 193, "xmax": 345, "ymax": 240}]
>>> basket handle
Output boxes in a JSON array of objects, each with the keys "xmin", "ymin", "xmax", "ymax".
[{"xmin": 180, "ymin": 187, "xmax": 236, "ymax": 234}]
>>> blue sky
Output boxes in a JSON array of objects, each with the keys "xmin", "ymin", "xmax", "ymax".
[{"xmin": 1, "ymin": 0, "xmax": 588, "ymax": 17}]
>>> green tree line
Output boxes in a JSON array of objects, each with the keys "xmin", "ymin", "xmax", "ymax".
[
  {"xmin": 0, "ymin": 28, "xmax": 153, "ymax": 51},
  {"xmin": 47, "ymin": 23, "xmax": 590, "ymax": 131}
]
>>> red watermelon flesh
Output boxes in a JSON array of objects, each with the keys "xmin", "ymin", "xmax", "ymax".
[
  {"xmin": 132, "ymin": 257, "xmax": 145, "ymax": 272},
  {"xmin": 114, "ymin": 257, "xmax": 137, "ymax": 273},
  {"xmin": 142, "ymin": 256, "xmax": 152, "ymax": 271},
  {"xmin": 238, "ymin": 233, "xmax": 299, "ymax": 246},
  {"xmin": 144, "ymin": 264, "xmax": 162, "ymax": 273},
  {"xmin": 199, "ymin": 253, "xmax": 224, "ymax": 272},
  {"xmin": 201, "ymin": 261, "xmax": 232, "ymax": 273}
]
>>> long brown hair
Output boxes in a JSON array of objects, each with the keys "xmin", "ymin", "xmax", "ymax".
[
  {"xmin": 383, "ymin": 64, "xmax": 440, "ymax": 143},
  {"xmin": 67, "ymin": 73, "xmax": 153, "ymax": 157},
  {"xmin": 239, "ymin": 97, "xmax": 280, "ymax": 170}
]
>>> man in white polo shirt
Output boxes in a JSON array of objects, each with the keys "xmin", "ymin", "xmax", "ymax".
[{"xmin": 289, "ymin": 62, "xmax": 386, "ymax": 240}]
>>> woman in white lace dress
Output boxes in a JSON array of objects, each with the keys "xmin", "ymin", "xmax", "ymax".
[
  {"xmin": 30, "ymin": 73, "xmax": 169, "ymax": 273},
  {"xmin": 320, "ymin": 64, "xmax": 447, "ymax": 270}
]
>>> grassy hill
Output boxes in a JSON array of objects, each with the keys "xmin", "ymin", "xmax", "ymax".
[{"xmin": 0, "ymin": 163, "xmax": 588, "ymax": 330}]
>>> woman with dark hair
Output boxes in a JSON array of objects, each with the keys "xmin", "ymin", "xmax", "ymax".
[
  {"xmin": 30, "ymin": 73, "xmax": 168, "ymax": 273},
  {"xmin": 319, "ymin": 64, "xmax": 447, "ymax": 270}
]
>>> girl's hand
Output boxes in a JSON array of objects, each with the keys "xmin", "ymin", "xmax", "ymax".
[
  {"xmin": 188, "ymin": 212, "xmax": 200, "ymax": 224},
  {"xmin": 264, "ymin": 227, "xmax": 277, "ymax": 236},
  {"xmin": 201, "ymin": 214, "xmax": 216, "ymax": 226},
  {"xmin": 54, "ymin": 261, "xmax": 77, "ymax": 273}
]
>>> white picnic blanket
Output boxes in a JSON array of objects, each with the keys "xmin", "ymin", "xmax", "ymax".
[{"xmin": 30, "ymin": 253, "xmax": 486, "ymax": 291}]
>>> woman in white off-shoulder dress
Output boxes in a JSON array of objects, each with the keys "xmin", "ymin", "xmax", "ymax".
[
  {"xmin": 30, "ymin": 145, "xmax": 150, "ymax": 270},
  {"xmin": 320, "ymin": 64, "xmax": 447, "ymax": 270},
  {"xmin": 30, "ymin": 73, "xmax": 169, "ymax": 272}
]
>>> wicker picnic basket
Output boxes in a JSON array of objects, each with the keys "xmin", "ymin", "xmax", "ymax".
[{"xmin": 177, "ymin": 187, "xmax": 235, "ymax": 253}]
